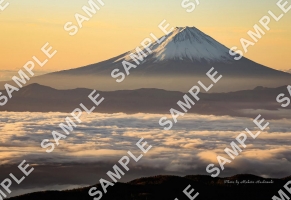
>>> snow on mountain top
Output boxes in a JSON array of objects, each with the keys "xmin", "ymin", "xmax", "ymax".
[{"xmin": 116, "ymin": 26, "xmax": 233, "ymax": 64}]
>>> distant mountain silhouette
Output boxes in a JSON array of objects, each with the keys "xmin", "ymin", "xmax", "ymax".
[
  {"xmin": 7, "ymin": 174, "xmax": 291, "ymax": 200},
  {"xmin": 1, "ymin": 83, "xmax": 289, "ymax": 119}
]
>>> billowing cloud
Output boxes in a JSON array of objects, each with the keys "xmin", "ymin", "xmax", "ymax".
[{"xmin": 0, "ymin": 111, "xmax": 290, "ymax": 197}]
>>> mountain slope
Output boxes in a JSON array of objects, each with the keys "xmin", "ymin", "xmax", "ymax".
[
  {"xmin": 1, "ymin": 27, "xmax": 290, "ymax": 92},
  {"xmin": 42, "ymin": 26, "xmax": 288, "ymax": 77}
]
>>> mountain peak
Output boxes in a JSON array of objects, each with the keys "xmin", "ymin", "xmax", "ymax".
[
  {"xmin": 169, "ymin": 26, "xmax": 209, "ymax": 43},
  {"xmin": 174, "ymin": 26, "xmax": 199, "ymax": 32},
  {"xmin": 118, "ymin": 26, "xmax": 233, "ymax": 64},
  {"xmin": 21, "ymin": 83, "xmax": 55, "ymax": 93}
]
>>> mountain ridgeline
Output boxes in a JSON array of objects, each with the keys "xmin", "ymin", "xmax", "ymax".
[
  {"xmin": 1, "ymin": 83, "xmax": 290, "ymax": 119},
  {"xmin": 7, "ymin": 174, "xmax": 291, "ymax": 200}
]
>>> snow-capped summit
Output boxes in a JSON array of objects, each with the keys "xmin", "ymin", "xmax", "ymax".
[
  {"xmin": 118, "ymin": 26, "xmax": 233, "ymax": 64},
  {"xmin": 152, "ymin": 26, "xmax": 232, "ymax": 62}
]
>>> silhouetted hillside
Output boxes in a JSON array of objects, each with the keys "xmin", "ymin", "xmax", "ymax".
[{"xmin": 8, "ymin": 174, "xmax": 291, "ymax": 200}]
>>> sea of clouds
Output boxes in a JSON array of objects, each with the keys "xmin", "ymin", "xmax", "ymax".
[{"xmin": 0, "ymin": 111, "xmax": 290, "ymax": 197}]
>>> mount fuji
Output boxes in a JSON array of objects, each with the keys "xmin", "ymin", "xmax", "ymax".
[
  {"xmin": 116, "ymin": 26, "xmax": 233, "ymax": 64},
  {"xmin": 2, "ymin": 26, "xmax": 290, "ymax": 92}
]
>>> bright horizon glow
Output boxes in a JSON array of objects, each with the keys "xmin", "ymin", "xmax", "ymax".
[{"xmin": 0, "ymin": 0, "xmax": 290, "ymax": 81}]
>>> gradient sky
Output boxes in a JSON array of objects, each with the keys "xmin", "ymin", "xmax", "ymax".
[{"xmin": 0, "ymin": 0, "xmax": 291, "ymax": 80}]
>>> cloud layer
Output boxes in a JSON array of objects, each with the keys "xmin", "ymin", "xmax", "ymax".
[{"xmin": 0, "ymin": 111, "xmax": 290, "ymax": 197}]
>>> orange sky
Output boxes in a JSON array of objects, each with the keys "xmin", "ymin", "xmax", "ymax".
[{"xmin": 0, "ymin": 0, "xmax": 291, "ymax": 81}]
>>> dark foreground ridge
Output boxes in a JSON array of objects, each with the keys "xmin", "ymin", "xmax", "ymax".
[
  {"xmin": 8, "ymin": 174, "xmax": 291, "ymax": 200},
  {"xmin": 1, "ymin": 83, "xmax": 290, "ymax": 119}
]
